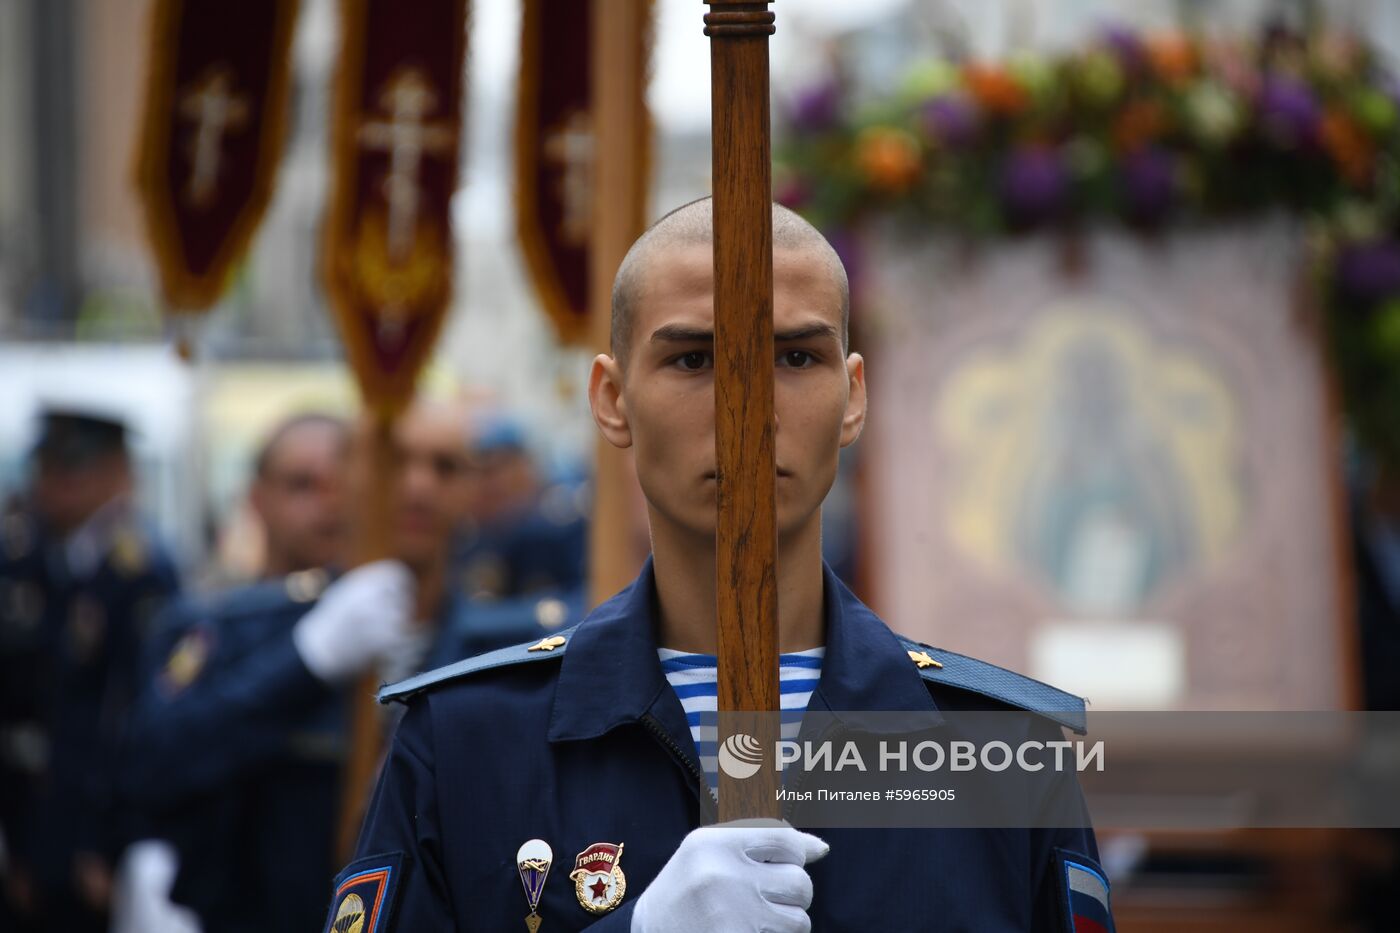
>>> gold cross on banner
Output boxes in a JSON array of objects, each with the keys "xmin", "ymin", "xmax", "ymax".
[
  {"xmin": 357, "ymin": 68, "xmax": 455, "ymax": 263},
  {"xmin": 543, "ymin": 110, "xmax": 595, "ymax": 246},
  {"xmin": 179, "ymin": 66, "xmax": 251, "ymax": 208}
]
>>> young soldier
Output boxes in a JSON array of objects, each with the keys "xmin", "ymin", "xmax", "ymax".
[{"xmin": 329, "ymin": 200, "xmax": 1113, "ymax": 932}]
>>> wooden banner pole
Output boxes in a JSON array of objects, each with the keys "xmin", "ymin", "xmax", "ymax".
[
  {"xmin": 705, "ymin": 0, "xmax": 780, "ymax": 821},
  {"xmin": 588, "ymin": 0, "xmax": 651, "ymax": 604},
  {"xmin": 336, "ymin": 407, "xmax": 398, "ymax": 860}
]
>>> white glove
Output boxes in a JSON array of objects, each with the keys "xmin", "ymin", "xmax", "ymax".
[
  {"xmin": 631, "ymin": 819, "xmax": 828, "ymax": 933},
  {"xmin": 292, "ymin": 560, "xmax": 416, "ymax": 683}
]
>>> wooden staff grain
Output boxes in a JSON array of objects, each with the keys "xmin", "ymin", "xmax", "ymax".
[
  {"xmin": 335, "ymin": 409, "xmax": 397, "ymax": 861},
  {"xmin": 705, "ymin": 0, "xmax": 780, "ymax": 821}
]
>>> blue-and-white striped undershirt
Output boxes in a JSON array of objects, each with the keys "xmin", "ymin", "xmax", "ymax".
[{"xmin": 657, "ymin": 646, "xmax": 825, "ymax": 799}]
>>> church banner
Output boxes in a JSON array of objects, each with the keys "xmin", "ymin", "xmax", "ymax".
[
  {"xmin": 135, "ymin": 0, "xmax": 299, "ymax": 310},
  {"xmin": 515, "ymin": 0, "xmax": 652, "ymax": 345},
  {"xmin": 323, "ymin": 0, "xmax": 469, "ymax": 412}
]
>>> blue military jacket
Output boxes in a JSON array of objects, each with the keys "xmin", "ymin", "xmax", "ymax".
[
  {"xmin": 336, "ymin": 558, "xmax": 1112, "ymax": 932},
  {"xmin": 0, "ymin": 504, "xmax": 179, "ymax": 891},
  {"xmin": 122, "ymin": 571, "xmax": 581, "ymax": 933}
]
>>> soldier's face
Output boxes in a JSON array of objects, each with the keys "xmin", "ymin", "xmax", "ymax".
[
  {"xmin": 391, "ymin": 405, "xmax": 472, "ymax": 569},
  {"xmin": 33, "ymin": 454, "xmax": 132, "ymax": 535},
  {"xmin": 590, "ymin": 244, "xmax": 866, "ymax": 543},
  {"xmin": 251, "ymin": 423, "xmax": 347, "ymax": 571}
]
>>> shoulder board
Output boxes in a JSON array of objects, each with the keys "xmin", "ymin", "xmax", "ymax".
[
  {"xmin": 378, "ymin": 623, "xmax": 580, "ymax": 705},
  {"xmin": 896, "ymin": 636, "xmax": 1087, "ymax": 735}
]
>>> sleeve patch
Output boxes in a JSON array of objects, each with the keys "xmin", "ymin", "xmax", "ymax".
[
  {"xmin": 1053, "ymin": 848, "xmax": 1115, "ymax": 933},
  {"xmin": 324, "ymin": 853, "xmax": 405, "ymax": 933}
]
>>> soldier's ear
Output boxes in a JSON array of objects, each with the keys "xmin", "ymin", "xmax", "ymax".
[
  {"xmin": 839, "ymin": 352, "xmax": 867, "ymax": 448},
  {"xmin": 589, "ymin": 354, "xmax": 633, "ymax": 449}
]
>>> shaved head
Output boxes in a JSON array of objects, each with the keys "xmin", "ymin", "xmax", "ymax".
[{"xmin": 610, "ymin": 197, "xmax": 849, "ymax": 366}]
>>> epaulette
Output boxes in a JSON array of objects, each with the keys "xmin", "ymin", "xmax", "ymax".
[
  {"xmin": 895, "ymin": 636, "xmax": 1087, "ymax": 735},
  {"xmin": 378, "ymin": 623, "xmax": 581, "ymax": 705}
]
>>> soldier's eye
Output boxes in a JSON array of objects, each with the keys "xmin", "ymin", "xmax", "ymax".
[
  {"xmin": 779, "ymin": 350, "xmax": 815, "ymax": 368},
  {"xmin": 674, "ymin": 351, "xmax": 711, "ymax": 372}
]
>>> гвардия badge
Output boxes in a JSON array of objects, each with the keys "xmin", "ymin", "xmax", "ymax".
[{"xmin": 569, "ymin": 842, "xmax": 626, "ymax": 914}]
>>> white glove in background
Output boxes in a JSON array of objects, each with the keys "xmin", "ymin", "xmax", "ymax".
[
  {"xmin": 292, "ymin": 560, "xmax": 416, "ymax": 683},
  {"xmin": 110, "ymin": 840, "xmax": 203, "ymax": 933},
  {"xmin": 631, "ymin": 820, "xmax": 828, "ymax": 933}
]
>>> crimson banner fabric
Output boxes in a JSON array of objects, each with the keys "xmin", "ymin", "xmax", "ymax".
[
  {"xmin": 136, "ymin": 0, "xmax": 299, "ymax": 310},
  {"xmin": 323, "ymin": 0, "xmax": 469, "ymax": 412},
  {"xmin": 515, "ymin": 0, "xmax": 652, "ymax": 345}
]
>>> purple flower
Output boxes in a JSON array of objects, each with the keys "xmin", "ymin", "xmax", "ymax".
[
  {"xmin": 1336, "ymin": 240, "xmax": 1400, "ymax": 306},
  {"xmin": 921, "ymin": 94, "xmax": 980, "ymax": 147},
  {"xmin": 999, "ymin": 148, "xmax": 1068, "ymax": 226},
  {"xmin": 789, "ymin": 82, "xmax": 841, "ymax": 134},
  {"xmin": 1101, "ymin": 25, "xmax": 1147, "ymax": 72},
  {"xmin": 1120, "ymin": 148, "xmax": 1177, "ymax": 223},
  {"xmin": 1258, "ymin": 75, "xmax": 1321, "ymax": 146},
  {"xmin": 774, "ymin": 175, "xmax": 812, "ymax": 209}
]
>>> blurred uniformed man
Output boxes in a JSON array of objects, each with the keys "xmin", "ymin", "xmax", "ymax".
[
  {"xmin": 0, "ymin": 408, "xmax": 180, "ymax": 933},
  {"xmin": 454, "ymin": 414, "xmax": 588, "ymax": 603},
  {"xmin": 247, "ymin": 413, "xmax": 352, "ymax": 579},
  {"xmin": 112, "ymin": 412, "xmax": 352, "ymax": 933},
  {"xmin": 121, "ymin": 403, "xmax": 578, "ymax": 933},
  {"xmin": 328, "ymin": 200, "xmax": 1111, "ymax": 931}
]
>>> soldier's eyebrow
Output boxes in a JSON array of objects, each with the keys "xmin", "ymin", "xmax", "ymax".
[
  {"xmin": 649, "ymin": 324, "xmax": 713, "ymax": 345},
  {"xmin": 649, "ymin": 322, "xmax": 839, "ymax": 345},
  {"xmin": 774, "ymin": 322, "xmax": 839, "ymax": 343}
]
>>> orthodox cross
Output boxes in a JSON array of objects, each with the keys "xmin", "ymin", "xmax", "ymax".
[{"xmin": 358, "ymin": 68, "xmax": 455, "ymax": 262}]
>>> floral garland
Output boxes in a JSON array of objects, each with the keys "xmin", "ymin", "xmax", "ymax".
[{"xmin": 776, "ymin": 26, "xmax": 1400, "ymax": 469}]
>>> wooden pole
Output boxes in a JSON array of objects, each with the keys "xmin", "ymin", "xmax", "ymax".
[
  {"xmin": 706, "ymin": 0, "xmax": 780, "ymax": 821},
  {"xmin": 336, "ymin": 408, "xmax": 398, "ymax": 860},
  {"xmin": 588, "ymin": 0, "xmax": 651, "ymax": 605}
]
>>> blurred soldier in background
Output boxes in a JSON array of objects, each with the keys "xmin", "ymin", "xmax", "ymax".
[
  {"xmin": 247, "ymin": 414, "xmax": 351, "ymax": 579},
  {"xmin": 0, "ymin": 409, "xmax": 180, "ymax": 933},
  {"xmin": 454, "ymin": 412, "xmax": 588, "ymax": 604},
  {"xmin": 119, "ymin": 401, "xmax": 576, "ymax": 933},
  {"xmin": 110, "ymin": 412, "xmax": 352, "ymax": 933}
]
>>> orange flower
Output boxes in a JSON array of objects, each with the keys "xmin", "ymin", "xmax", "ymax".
[
  {"xmin": 1320, "ymin": 110, "xmax": 1374, "ymax": 185},
  {"xmin": 855, "ymin": 127, "xmax": 923, "ymax": 193},
  {"xmin": 962, "ymin": 64, "xmax": 1028, "ymax": 116},
  {"xmin": 1146, "ymin": 34, "xmax": 1196, "ymax": 84},
  {"xmin": 1113, "ymin": 98, "xmax": 1168, "ymax": 152}
]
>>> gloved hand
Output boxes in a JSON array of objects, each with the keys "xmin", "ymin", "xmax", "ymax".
[
  {"xmin": 631, "ymin": 819, "xmax": 828, "ymax": 933},
  {"xmin": 292, "ymin": 560, "xmax": 416, "ymax": 683}
]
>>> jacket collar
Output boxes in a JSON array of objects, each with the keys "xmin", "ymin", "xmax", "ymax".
[{"xmin": 547, "ymin": 555, "xmax": 942, "ymax": 743}]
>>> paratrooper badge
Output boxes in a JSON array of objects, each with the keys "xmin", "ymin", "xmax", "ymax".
[
  {"xmin": 569, "ymin": 842, "xmax": 626, "ymax": 914},
  {"xmin": 516, "ymin": 838, "xmax": 553, "ymax": 931}
]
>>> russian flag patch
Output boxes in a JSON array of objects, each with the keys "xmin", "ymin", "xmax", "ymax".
[
  {"xmin": 323, "ymin": 853, "xmax": 404, "ymax": 933},
  {"xmin": 1054, "ymin": 848, "xmax": 1115, "ymax": 933}
]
